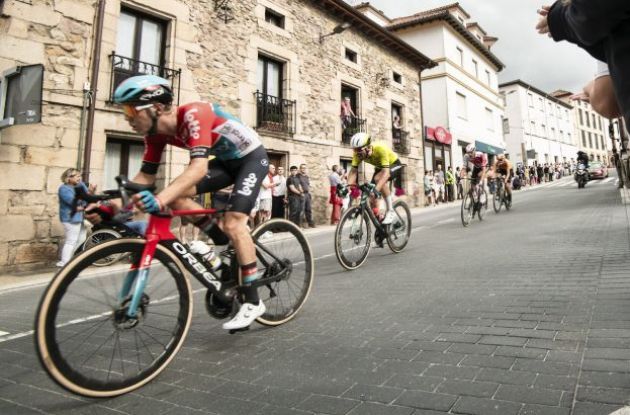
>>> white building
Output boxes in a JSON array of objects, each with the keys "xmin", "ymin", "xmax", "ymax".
[
  {"xmin": 552, "ymin": 90, "xmax": 611, "ymax": 165},
  {"xmin": 355, "ymin": 3, "xmax": 506, "ymax": 170},
  {"xmin": 500, "ymin": 80, "xmax": 577, "ymax": 166}
]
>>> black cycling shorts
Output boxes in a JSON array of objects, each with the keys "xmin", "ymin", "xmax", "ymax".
[
  {"xmin": 372, "ymin": 159, "xmax": 403, "ymax": 188},
  {"xmin": 471, "ymin": 166, "xmax": 483, "ymax": 185},
  {"xmin": 195, "ymin": 146, "xmax": 269, "ymax": 214}
]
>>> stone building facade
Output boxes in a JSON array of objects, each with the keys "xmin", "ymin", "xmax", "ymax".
[{"xmin": 0, "ymin": 0, "xmax": 433, "ymax": 271}]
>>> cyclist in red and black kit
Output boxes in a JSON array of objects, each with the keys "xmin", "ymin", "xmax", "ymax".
[
  {"xmin": 463, "ymin": 144, "xmax": 488, "ymax": 206},
  {"xmin": 91, "ymin": 75, "xmax": 269, "ymax": 330},
  {"xmin": 463, "ymin": 143, "xmax": 488, "ymax": 186}
]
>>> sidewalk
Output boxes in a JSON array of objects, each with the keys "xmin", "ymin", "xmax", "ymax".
[{"xmin": 0, "ymin": 202, "xmax": 450, "ymax": 291}]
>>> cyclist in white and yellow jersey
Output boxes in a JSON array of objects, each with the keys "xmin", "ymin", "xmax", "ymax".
[{"xmin": 346, "ymin": 132, "xmax": 402, "ymax": 225}]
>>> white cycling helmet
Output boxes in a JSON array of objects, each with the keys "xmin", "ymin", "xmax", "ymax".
[
  {"xmin": 465, "ymin": 143, "xmax": 476, "ymax": 153},
  {"xmin": 350, "ymin": 132, "xmax": 371, "ymax": 149}
]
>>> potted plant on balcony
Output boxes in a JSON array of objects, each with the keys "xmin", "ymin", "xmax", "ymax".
[{"xmin": 261, "ymin": 112, "xmax": 284, "ymax": 132}]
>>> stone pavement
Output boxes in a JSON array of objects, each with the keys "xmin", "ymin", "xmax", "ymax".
[{"xmin": 1, "ymin": 180, "xmax": 630, "ymax": 414}]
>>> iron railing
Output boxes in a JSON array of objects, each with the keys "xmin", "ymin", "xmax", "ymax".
[
  {"xmin": 254, "ymin": 91, "xmax": 296, "ymax": 135},
  {"xmin": 342, "ymin": 116, "xmax": 367, "ymax": 144},
  {"xmin": 393, "ymin": 129, "xmax": 411, "ymax": 155},
  {"xmin": 109, "ymin": 53, "xmax": 181, "ymax": 104}
]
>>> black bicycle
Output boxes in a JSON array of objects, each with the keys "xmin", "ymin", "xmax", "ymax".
[
  {"xmin": 334, "ymin": 183, "xmax": 411, "ymax": 270},
  {"xmin": 461, "ymin": 178, "xmax": 488, "ymax": 227},
  {"xmin": 35, "ymin": 176, "xmax": 314, "ymax": 397},
  {"xmin": 492, "ymin": 176, "xmax": 512, "ymax": 213}
]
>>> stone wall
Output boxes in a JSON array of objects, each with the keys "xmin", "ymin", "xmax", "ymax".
[
  {"xmin": 0, "ymin": 0, "xmax": 425, "ymax": 271},
  {"xmin": 0, "ymin": 0, "xmax": 95, "ymax": 271}
]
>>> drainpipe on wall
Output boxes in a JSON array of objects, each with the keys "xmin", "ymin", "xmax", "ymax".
[{"xmin": 82, "ymin": 0, "xmax": 106, "ymax": 183}]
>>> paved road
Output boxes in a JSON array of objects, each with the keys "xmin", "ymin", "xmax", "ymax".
[{"xmin": 1, "ymin": 175, "xmax": 630, "ymax": 415}]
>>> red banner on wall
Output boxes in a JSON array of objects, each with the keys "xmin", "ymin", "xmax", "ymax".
[{"xmin": 425, "ymin": 126, "xmax": 452, "ymax": 145}]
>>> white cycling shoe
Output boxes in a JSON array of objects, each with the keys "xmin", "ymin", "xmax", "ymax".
[
  {"xmin": 381, "ymin": 210, "xmax": 396, "ymax": 225},
  {"xmin": 222, "ymin": 301, "xmax": 266, "ymax": 330}
]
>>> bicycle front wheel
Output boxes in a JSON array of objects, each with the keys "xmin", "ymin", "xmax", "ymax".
[
  {"xmin": 461, "ymin": 193, "xmax": 473, "ymax": 227},
  {"xmin": 386, "ymin": 200, "xmax": 411, "ymax": 253},
  {"xmin": 248, "ymin": 219, "xmax": 314, "ymax": 326},
  {"xmin": 335, "ymin": 206, "xmax": 372, "ymax": 270},
  {"xmin": 35, "ymin": 238, "xmax": 193, "ymax": 398},
  {"xmin": 493, "ymin": 187, "xmax": 502, "ymax": 213}
]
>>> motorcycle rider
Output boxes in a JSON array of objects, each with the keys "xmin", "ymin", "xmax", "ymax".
[
  {"xmin": 575, "ymin": 151, "xmax": 590, "ymax": 183},
  {"xmin": 576, "ymin": 151, "xmax": 590, "ymax": 169}
]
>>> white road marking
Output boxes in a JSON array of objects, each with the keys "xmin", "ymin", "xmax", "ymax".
[{"xmin": 0, "ymin": 330, "xmax": 9, "ymax": 336}]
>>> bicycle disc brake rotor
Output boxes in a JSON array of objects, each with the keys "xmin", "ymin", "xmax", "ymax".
[{"xmin": 114, "ymin": 294, "xmax": 150, "ymax": 329}]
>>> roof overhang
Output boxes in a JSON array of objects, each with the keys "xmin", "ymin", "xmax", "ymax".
[
  {"xmin": 389, "ymin": 11, "xmax": 504, "ymax": 71},
  {"xmin": 314, "ymin": 0, "xmax": 436, "ymax": 71},
  {"xmin": 499, "ymin": 80, "xmax": 574, "ymax": 109}
]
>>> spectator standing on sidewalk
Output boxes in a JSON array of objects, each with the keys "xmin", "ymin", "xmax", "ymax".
[
  {"xmin": 434, "ymin": 164, "xmax": 445, "ymax": 204},
  {"xmin": 328, "ymin": 165, "xmax": 343, "ymax": 225},
  {"xmin": 445, "ymin": 166, "xmax": 455, "ymax": 202},
  {"xmin": 298, "ymin": 163, "xmax": 316, "ymax": 228},
  {"xmin": 57, "ymin": 168, "xmax": 92, "ymax": 267},
  {"xmin": 271, "ymin": 166, "xmax": 287, "ymax": 219},
  {"xmin": 286, "ymin": 165, "xmax": 304, "ymax": 227},
  {"xmin": 257, "ymin": 164, "xmax": 275, "ymax": 225},
  {"xmin": 423, "ymin": 171, "xmax": 433, "ymax": 206}
]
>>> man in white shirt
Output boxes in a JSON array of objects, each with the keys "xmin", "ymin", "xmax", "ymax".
[
  {"xmin": 271, "ymin": 165, "xmax": 287, "ymax": 219},
  {"xmin": 258, "ymin": 165, "xmax": 274, "ymax": 225}
]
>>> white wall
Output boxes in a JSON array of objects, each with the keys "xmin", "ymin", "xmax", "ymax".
[{"xmin": 501, "ymin": 83, "xmax": 577, "ymax": 166}]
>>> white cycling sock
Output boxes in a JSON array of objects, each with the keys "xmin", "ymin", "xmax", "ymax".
[{"xmin": 385, "ymin": 195, "xmax": 393, "ymax": 211}]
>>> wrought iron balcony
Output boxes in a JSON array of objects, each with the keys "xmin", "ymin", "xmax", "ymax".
[
  {"xmin": 254, "ymin": 91, "xmax": 296, "ymax": 135},
  {"xmin": 342, "ymin": 116, "xmax": 367, "ymax": 144},
  {"xmin": 109, "ymin": 53, "xmax": 181, "ymax": 104},
  {"xmin": 393, "ymin": 128, "xmax": 410, "ymax": 155}
]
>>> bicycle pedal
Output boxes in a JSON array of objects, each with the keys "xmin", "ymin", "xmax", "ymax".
[{"xmin": 229, "ymin": 326, "xmax": 250, "ymax": 335}]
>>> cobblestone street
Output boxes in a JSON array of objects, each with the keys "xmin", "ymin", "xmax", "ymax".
[{"xmin": 1, "ymin": 177, "xmax": 630, "ymax": 415}]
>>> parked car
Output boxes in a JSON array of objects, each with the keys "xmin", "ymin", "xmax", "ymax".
[{"xmin": 587, "ymin": 161, "xmax": 608, "ymax": 179}]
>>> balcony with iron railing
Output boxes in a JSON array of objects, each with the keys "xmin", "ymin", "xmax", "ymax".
[
  {"xmin": 392, "ymin": 128, "xmax": 411, "ymax": 155},
  {"xmin": 109, "ymin": 53, "xmax": 181, "ymax": 104},
  {"xmin": 342, "ymin": 116, "xmax": 367, "ymax": 144},
  {"xmin": 254, "ymin": 91, "xmax": 296, "ymax": 135}
]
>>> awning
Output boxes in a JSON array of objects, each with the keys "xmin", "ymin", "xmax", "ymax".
[{"xmin": 475, "ymin": 140, "xmax": 504, "ymax": 155}]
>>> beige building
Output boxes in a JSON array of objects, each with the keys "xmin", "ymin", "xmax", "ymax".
[{"xmin": 0, "ymin": 0, "xmax": 433, "ymax": 271}]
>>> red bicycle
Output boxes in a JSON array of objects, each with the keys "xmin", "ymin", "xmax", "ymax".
[{"xmin": 34, "ymin": 176, "xmax": 314, "ymax": 397}]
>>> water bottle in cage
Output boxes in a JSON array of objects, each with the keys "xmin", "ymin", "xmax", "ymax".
[{"xmin": 188, "ymin": 241, "xmax": 222, "ymax": 271}]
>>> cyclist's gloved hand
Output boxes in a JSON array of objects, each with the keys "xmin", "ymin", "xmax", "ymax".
[
  {"xmin": 137, "ymin": 190, "xmax": 162, "ymax": 213},
  {"xmin": 85, "ymin": 203, "xmax": 114, "ymax": 224}
]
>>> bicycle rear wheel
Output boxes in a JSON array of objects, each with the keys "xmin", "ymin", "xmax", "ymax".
[
  {"xmin": 247, "ymin": 219, "xmax": 314, "ymax": 326},
  {"xmin": 386, "ymin": 200, "xmax": 411, "ymax": 253},
  {"xmin": 35, "ymin": 238, "xmax": 192, "ymax": 398},
  {"xmin": 335, "ymin": 206, "xmax": 372, "ymax": 270},
  {"xmin": 82, "ymin": 229, "xmax": 124, "ymax": 267},
  {"xmin": 461, "ymin": 193, "xmax": 473, "ymax": 227}
]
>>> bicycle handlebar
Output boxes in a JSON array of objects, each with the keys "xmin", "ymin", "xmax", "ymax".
[{"xmin": 72, "ymin": 175, "xmax": 156, "ymax": 216}]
